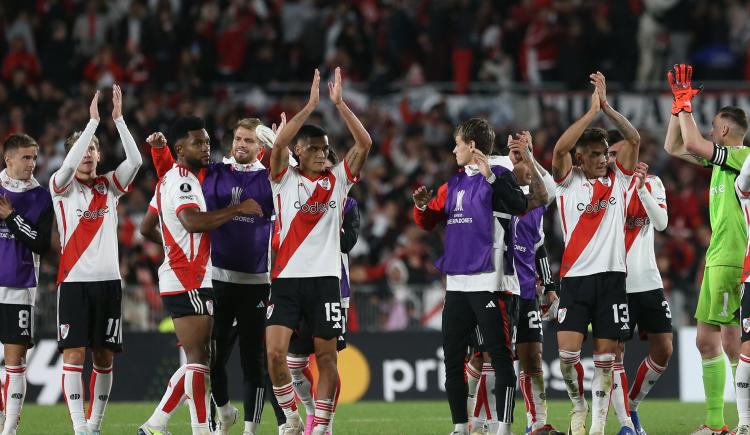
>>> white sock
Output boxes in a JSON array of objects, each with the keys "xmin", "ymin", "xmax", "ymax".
[
  {"xmin": 244, "ymin": 420, "xmax": 259, "ymax": 434},
  {"xmin": 496, "ymin": 422, "xmax": 511, "ymax": 435},
  {"xmin": 558, "ymin": 351, "xmax": 586, "ymax": 410},
  {"xmin": 87, "ymin": 364, "xmax": 112, "ymax": 431},
  {"xmin": 63, "ymin": 364, "xmax": 87, "ymax": 431},
  {"xmin": 737, "ymin": 354, "xmax": 750, "ymax": 426},
  {"xmin": 148, "ymin": 365, "xmax": 186, "ymax": 428},
  {"xmin": 590, "ymin": 353, "xmax": 615, "ymax": 434},
  {"xmin": 184, "ymin": 364, "xmax": 210, "ymax": 431},
  {"xmin": 521, "ymin": 369, "xmax": 547, "ymax": 430},
  {"xmin": 287, "ymin": 355, "xmax": 315, "ymax": 416},
  {"xmin": 454, "ymin": 423, "xmax": 468, "ymax": 433},
  {"xmin": 628, "ymin": 355, "xmax": 666, "ymax": 410},
  {"xmin": 466, "ymin": 361, "xmax": 481, "ymax": 420},
  {"xmin": 218, "ymin": 402, "xmax": 235, "ymax": 422},
  {"xmin": 272, "ymin": 382, "xmax": 300, "ymax": 420},
  {"xmin": 482, "ymin": 363, "xmax": 496, "ymax": 424},
  {"xmin": 612, "ymin": 362, "xmax": 633, "ymax": 428},
  {"xmin": 2, "ymin": 365, "xmax": 26, "ymax": 432},
  {"xmin": 470, "ymin": 374, "xmax": 487, "ymax": 429},
  {"xmin": 311, "ymin": 399, "xmax": 333, "ymax": 434}
]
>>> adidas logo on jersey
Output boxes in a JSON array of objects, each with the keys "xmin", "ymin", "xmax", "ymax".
[
  {"xmin": 21, "ymin": 329, "xmax": 29, "ymax": 336},
  {"xmin": 485, "ymin": 301, "xmax": 496, "ymax": 308},
  {"xmin": 621, "ymin": 323, "xmax": 630, "ymax": 330},
  {"xmin": 333, "ymin": 322, "xmax": 342, "ymax": 329}
]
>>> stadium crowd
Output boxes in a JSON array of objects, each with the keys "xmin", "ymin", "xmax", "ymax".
[{"xmin": 0, "ymin": 0, "xmax": 746, "ymax": 334}]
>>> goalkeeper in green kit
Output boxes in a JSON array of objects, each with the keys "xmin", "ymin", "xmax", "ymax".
[{"xmin": 664, "ymin": 64, "xmax": 750, "ymax": 435}]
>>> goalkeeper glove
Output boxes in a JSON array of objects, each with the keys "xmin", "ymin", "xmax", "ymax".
[{"xmin": 667, "ymin": 63, "xmax": 702, "ymax": 115}]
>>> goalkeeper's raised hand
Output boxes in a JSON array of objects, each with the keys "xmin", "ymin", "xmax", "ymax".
[{"xmin": 667, "ymin": 64, "xmax": 703, "ymax": 115}]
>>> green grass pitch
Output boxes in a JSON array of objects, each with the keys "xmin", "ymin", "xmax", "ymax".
[{"xmin": 17, "ymin": 400, "xmax": 737, "ymax": 434}]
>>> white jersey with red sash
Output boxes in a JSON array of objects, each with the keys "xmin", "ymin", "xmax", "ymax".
[
  {"xmin": 155, "ymin": 165, "xmax": 212, "ymax": 295},
  {"xmin": 555, "ymin": 162, "xmax": 632, "ymax": 278},
  {"xmin": 271, "ymin": 162, "xmax": 357, "ymax": 279},
  {"xmin": 736, "ymin": 179, "xmax": 750, "ymax": 283},
  {"xmin": 624, "ymin": 175, "xmax": 667, "ymax": 293},
  {"xmin": 50, "ymin": 171, "xmax": 128, "ymax": 284}
]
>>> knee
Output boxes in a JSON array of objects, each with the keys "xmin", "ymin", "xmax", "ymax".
[
  {"xmin": 522, "ymin": 354, "xmax": 543, "ymax": 374},
  {"xmin": 184, "ymin": 344, "xmax": 211, "ymax": 365},
  {"xmin": 651, "ymin": 343, "xmax": 673, "ymax": 367},
  {"xmin": 267, "ymin": 347, "xmax": 288, "ymax": 369},
  {"xmin": 91, "ymin": 349, "xmax": 114, "ymax": 368},
  {"xmin": 696, "ymin": 335, "xmax": 721, "ymax": 358},
  {"xmin": 315, "ymin": 350, "xmax": 337, "ymax": 374},
  {"xmin": 63, "ymin": 348, "xmax": 86, "ymax": 365}
]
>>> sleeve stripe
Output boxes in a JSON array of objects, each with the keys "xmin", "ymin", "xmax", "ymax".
[
  {"xmin": 175, "ymin": 203, "xmax": 200, "ymax": 215},
  {"xmin": 271, "ymin": 167, "xmax": 288, "ymax": 182},
  {"xmin": 554, "ymin": 167, "xmax": 572, "ymax": 184},
  {"xmin": 112, "ymin": 172, "xmax": 129, "ymax": 193},
  {"xmin": 711, "ymin": 144, "xmax": 728, "ymax": 166},
  {"xmin": 343, "ymin": 160, "xmax": 361, "ymax": 183},
  {"xmin": 616, "ymin": 160, "xmax": 635, "ymax": 176},
  {"xmin": 51, "ymin": 174, "xmax": 70, "ymax": 193},
  {"xmin": 13, "ymin": 215, "xmax": 37, "ymax": 239}
]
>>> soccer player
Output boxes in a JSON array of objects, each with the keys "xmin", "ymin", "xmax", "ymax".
[
  {"xmin": 143, "ymin": 118, "xmax": 276, "ymax": 435},
  {"xmin": 413, "ymin": 118, "xmax": 531, "ymax": 435},
  {"xmin": 551, "ymin": 72, "xmax": 640, "ymax": 435},
  {"xmin": 663, "ymin": 64, "xmax": 750, "ymax": 435},
  {"xmin": 734, "ymin": 150, "xmax": 750, "ymax": 435},
  {"xmin": 50, "ymin": 86, "xmax": 142, "ymax": 435},
  {"xmin": 508, "ymin": 132, "xmax": 560, "ymax": 435},
  {"xmin": 0, "ymin": 133, "xmax": 53, "ymax": 435},
  {"xmin": 607, "ymin": 132, "xmax": 672, "ymax": 435},
  {"xmin": 287, "ymin": 149, "xmax": 360, "ymax": 435},
  {"xmin": 266, "ymin": 67, "xmax": 372, "ymax": 435},
  {"xmin": 147, "ymin": 116, "xmax": 262, "ymax": 435}
]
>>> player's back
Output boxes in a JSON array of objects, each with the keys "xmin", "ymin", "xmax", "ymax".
[{"xmin": 156, "ymin": 165, "xmax": 212, "ymax": 294}]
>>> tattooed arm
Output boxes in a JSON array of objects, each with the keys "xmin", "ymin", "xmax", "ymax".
[{"xmin": 330, "ymin": 67, "xmax": 372, "ymax": 178}]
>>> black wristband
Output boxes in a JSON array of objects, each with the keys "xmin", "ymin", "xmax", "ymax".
[{"xmin": 543, "ymin": 281, "xmax": 559, "ymax": 294}]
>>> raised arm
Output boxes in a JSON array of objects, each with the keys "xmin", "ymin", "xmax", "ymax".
[
  {"xmin": 592, "ymin": 72, "xmax": 640, "ymax": 171},
  {"xmin": 666, "ymin": 64, "xmax": 712, "ymax": 163},
  {"xmin": 663, "ymin": 115, "xmax": 702, "ymax": 166},
  {"xmin": 112, "ymin": 85, "xmax": 142, "ymax": 188},
  {"xmin": 514, "ymin": 132, "xmax": 552, "ymax": 210},
  {"xmin": 146, "ymin": 132, "xmax": 175, "ymax": 177},
  {"xmin": 634, "ymin": 163, "xmax": 668, "ymax": 231},
  {"xmin": 552, "ymin": 89, "xmax": 600, "ymax": 181},
  {"xmin": 53, "ymin": 92, "xmax": 100, "ymax": 191},
  {"xmin": 330, "ymin": 67, "xmax": 373, "ymax": 178},
  {"xmin": 270, "ymin": 70, "xmax": 320, "ymax": 179}
]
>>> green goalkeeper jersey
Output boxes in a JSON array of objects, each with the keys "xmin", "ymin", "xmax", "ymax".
[{"xmin": 698, "ymin": 145, "xmax": 750, "ymax": 267}]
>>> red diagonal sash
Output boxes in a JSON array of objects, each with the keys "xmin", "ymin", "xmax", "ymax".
[
  {"xmin": 156, "ymin": 180, "xmax": 210, "ymax": 291},
  {"xmin": 273, "ymin": 173, "xmax": 336, "ymax": 279},
  {"xmin": 624, "ymin": 179, "xmax": 652, "ymax": 253},
  {"xmin": 560, "ymin": 171, "xmax": 616, "ymax": 278},
  {"xmin": 57, "ymin": 177, "xmax": 109, "ymax": 284}
]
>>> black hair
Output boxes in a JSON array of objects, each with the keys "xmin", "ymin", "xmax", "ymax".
[
  {"xmin": 3, "ymin": 133, "xmax": 38, "ymax": 158},
  {"xmin": 293, "ymin": 124, "xmax": 327, "ymax": 145},
  {"xmin": 455, "ymin": 118, "xmax": 495, "ymax": 154},
  {"xmin": 717, "ymin": 106, "xmax": 748, "ymax": 132},
  {"xmin": 168, "ymin": 116, "xmax": 205, "ymax": 154},
  {"xmin": 606, "ymin": 129, "xmax": 624, "ymax": 145},
  {"xmin": 576, "ymin": 127, "xmax": 608, "ymax": 150}
]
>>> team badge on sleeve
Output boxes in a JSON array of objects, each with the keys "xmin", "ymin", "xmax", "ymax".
[{"xmin": 557, "ymin": 308, "xmax": 567, "ymax": 324}]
